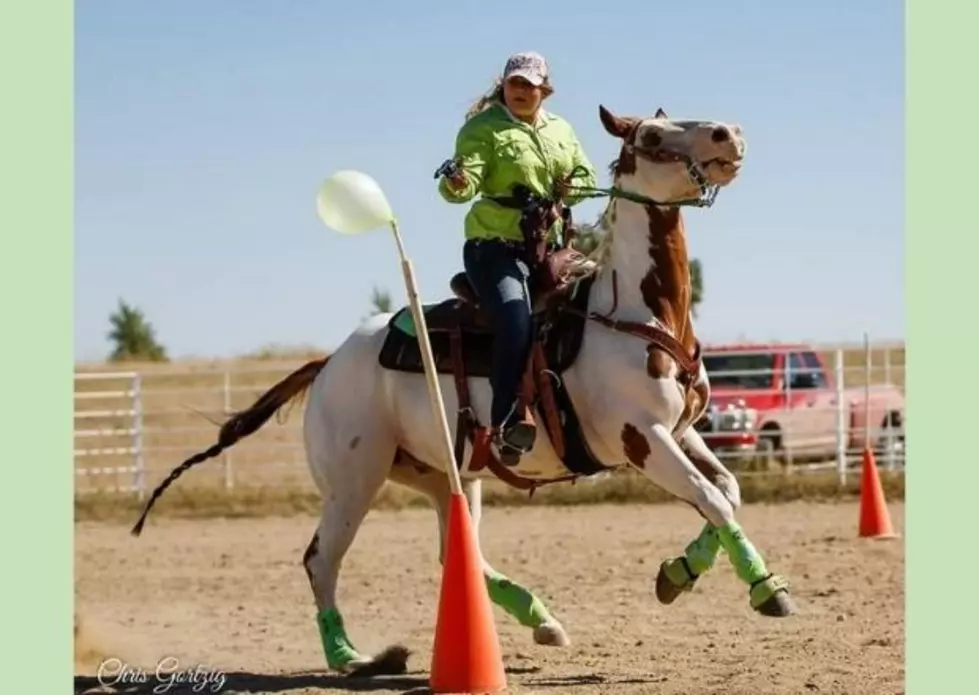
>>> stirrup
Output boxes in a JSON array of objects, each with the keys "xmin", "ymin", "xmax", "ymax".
[
  {"xmin": 502, "ymin": 420, "xmax": 537, "ymax": 452},
  {"xmin": 491, "ymin": 427, "xmax": 525, "ymax": 467}
]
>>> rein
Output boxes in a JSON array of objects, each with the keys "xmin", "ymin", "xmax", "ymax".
[{"xmin": 564, "ymin": 163, "xmax": 720, "ymax": 210}]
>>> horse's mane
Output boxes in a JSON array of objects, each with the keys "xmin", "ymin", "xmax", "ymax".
[
  {"xmin": 562, "ymin": 157, "xmax": 621, "ymax": 282},
  {"xmin": 563, "ymin": 204, "xmax": 615, "ymax": 283}
]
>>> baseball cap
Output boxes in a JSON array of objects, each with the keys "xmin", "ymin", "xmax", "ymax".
[{"xmin": 502, "ymin": 51, "xmax": 549, "ymax": 86}]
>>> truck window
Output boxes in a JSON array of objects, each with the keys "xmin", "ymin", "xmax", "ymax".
[
  {"xmin": 787, "ymin": 352, "xmax": 827, "ymax": 389},
  {"xmin": 802, "ymin": 351, "xmax": 829, "ymax": 388},
  {"xmin": 702, "ymin": 352, "xmax": 775, "ymax": 389}
]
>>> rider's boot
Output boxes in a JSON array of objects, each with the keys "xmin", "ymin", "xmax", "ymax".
[{"xmin": 492, "ymin": 395, "xmax": 537, "ymax": 467}]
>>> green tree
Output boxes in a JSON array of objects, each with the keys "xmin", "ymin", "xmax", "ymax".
[
  {"xmin": 571, "ymin": 222, "xmax": 604, "ymax": 256},
  {"xmin": 106, "ymin": 299, "xmax": 168, "ymax": 362},
  {"xmin": 368, "ymin": 285, "xmax": 393, "ymax": 316},
  {"xmin": 689, "ymin": 258, "xmax": 703, "ymax": 319}
]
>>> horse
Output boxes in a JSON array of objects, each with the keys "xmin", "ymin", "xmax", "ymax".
[{"xmin": 129, "ymin": 103, "xmax": 795, "ymax": 677}]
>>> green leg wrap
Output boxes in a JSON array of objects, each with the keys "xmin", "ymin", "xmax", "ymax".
[
  {"xmin": 716, "ymin": 521, "xmax": 769, "ymax": 586},
  {"xmin": 684, "ymin": 522, "xmax": 722, "ymax": 576},
  {"xmin": 484, "ymin": 570, "xmax": 551, "ymax": 628},
  {"xmin": 316, "ymin": 607, "xmax": 363, "ymax": 671}
]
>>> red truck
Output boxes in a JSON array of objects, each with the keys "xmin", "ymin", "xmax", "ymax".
[{"xmin": 692, "ymin": 342, "xmax": 905, "ymax": 470}]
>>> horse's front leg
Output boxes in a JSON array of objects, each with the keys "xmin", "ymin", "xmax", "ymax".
[
  {"xmin": 655, "ymin": 426, "xmax": 743, "ymax": 605},
  {"xmin": 619, "ymin": 400, "xmax": 793, "ymax": 617}
]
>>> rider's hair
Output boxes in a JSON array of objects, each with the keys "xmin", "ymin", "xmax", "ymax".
[
  {"xmin": 464, "ymin": 76, "xmax": 554, "ymax": 121},
  {"xmin": 465, "ymin": 78, "xmax": 505, "ymax": 121}
]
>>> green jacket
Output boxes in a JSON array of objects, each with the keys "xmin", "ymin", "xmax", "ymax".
[{"xmin": 438, "ymin": 102, "xmax": 598, "ymax": 244}]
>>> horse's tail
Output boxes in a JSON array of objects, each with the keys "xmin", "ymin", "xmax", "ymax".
[{"xmin": 130, "ymin": 355, "xmax": 332, "ymax": 537}]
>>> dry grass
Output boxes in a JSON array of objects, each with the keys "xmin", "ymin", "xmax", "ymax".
[
  {"xmin": 75, "ymin": 465, "xmax": 904, "ymax": 525},
  {"xmin": 74, "ymin": 344, "xmax": 904, "ymax": 502},
  {"xmin": 832, "ymin": 344, "xmax": 905, "ymax": 390}
]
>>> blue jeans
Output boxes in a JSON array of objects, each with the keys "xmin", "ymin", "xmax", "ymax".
[{"xmin": 462, "ymin": 239, "xmax": 534, "ymax": 429}]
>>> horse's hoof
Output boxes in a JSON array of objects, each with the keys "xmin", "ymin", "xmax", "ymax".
[
  {"xmin": 533, "ymin": 620, "xmax": 570, "ymax": 647},
  {"xmin": 655, "ymin": 557, "xmax": 697, "ymax": 605},
  {"xmin": 344, "ymin": 645, "xmax": 411, "ymax": 678},
  {"xmin": 750, "ymin": 574, "xmax": 795, "ymax": 617},
  {"xmin": 755, "ymin": 590, "xmax": 795, "ymax": 617}
]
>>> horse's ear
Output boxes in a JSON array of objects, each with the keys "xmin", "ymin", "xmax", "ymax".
[
  {"xmin": 599, "ymin": 104, "xmax": 638, "ymax": 139},
  {"xmin": 654, "ymin": 107, "xmax": 668, "ymax": 119}
]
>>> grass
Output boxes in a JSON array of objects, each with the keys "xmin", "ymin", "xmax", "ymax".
[
  {"xmin": 75, "ymin": 465, "xmax": 905, "ymax": 525},
  {"xmin": 74, "ymin": 343, "xmax": 905, "ymax": 505}
]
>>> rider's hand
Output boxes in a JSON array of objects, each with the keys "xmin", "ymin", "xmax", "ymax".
[
  {"xmin": 446, "ymin": 171, "xmax": 468, "ymax": 191},
  {"xmin": 554, "ymin": 174, "xmax": 573, "ymax": 200}
]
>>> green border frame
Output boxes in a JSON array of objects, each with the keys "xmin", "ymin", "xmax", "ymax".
[
  {"xmin": 0, "ymin": 0, "xmax": 73, "ymax": 691},
  {"xmin": 0, "ymin": 0, "xmax": 964, "ymax": 691},
  {"xmin": 906, "ymin": 0, "xmax": 975, "ymax": 691}
]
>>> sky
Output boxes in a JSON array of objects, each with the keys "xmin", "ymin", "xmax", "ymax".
[{"xmin": 75, "ymin": 1, "xmax": 904, "ymax": 363}]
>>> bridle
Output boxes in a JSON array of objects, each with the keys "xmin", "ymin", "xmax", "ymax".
[
  {"xmin": 564, "ymin": 122, "xmax": 722, "ymax": 209},
  {"xmin": 618, "ymin": 142, "xmax": 720, "ymax": 208}
]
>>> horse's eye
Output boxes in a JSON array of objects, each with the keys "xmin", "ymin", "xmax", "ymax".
[{"xmin": 640, "ymin": 131, "xmax": 662, "ymax": 149}]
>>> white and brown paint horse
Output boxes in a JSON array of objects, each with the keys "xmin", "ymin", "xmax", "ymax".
[{"xmin": 131, "ymin": 104, "xmax": 794, "ymax": 676}]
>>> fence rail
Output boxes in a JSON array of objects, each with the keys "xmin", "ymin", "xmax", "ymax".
[{"xmin": 74, "ymin": 342, "xmax": 906, "ymax": 498}]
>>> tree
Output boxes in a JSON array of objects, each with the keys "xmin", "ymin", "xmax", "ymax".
[
  {"xmin": 106, "ymin": 299, "xmax": 168, "ymax": 362},
  {"xmin": 571, "ymin": 222, "xmax": 604, "ymax": 256},
  {"xmin": 368, "ymin": 286, "xmax": 393, "ymax": 316},
  {"xmin": 689, "ymin": 258, "xmax": 703, "ymax": 319}
]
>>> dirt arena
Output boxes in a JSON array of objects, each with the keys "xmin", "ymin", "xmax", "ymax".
[{"xmin": 74, "ymin": 500, "xmax": 904, "ymax": 695}]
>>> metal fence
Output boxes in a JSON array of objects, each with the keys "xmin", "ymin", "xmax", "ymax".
[
  {"xmin": 74, "ymin": 342, "xmax": 905, "ymax": 498},
  {"xmin": 691, "ymin": 343, "xmax": 905, "ymax": 483}
]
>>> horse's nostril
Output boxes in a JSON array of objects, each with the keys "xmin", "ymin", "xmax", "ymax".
[{"xmin": 711, "ymin": 126, "xmax": 729, "ymax": 143}]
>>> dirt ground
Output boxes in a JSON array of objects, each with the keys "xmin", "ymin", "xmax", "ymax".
[{"xmin": 74, "ymin": 501, "xmax": 904, "ymax": 695}]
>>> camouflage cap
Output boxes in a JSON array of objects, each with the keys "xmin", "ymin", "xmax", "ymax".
[{"xmin": 502, "ymin": 51, "xmax": 549, "ymax": 87}]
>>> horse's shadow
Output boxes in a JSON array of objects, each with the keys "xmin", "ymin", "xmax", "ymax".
[
  {"xmin": 524, "ymin": 673, "xmax": 669, "ymax": 689},
  {"xmin": 75, "ymin": 665, "xmax": 663, "ymax": 694},
  {"xmin": 74, "ymin": 666, "xmax": 544, "ymax": 695},
  {"xmin": 75, "ymin": 669, "xmax": 430, "ymax": 694}
]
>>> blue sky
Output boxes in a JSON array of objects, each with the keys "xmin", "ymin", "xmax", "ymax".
[{"xmin": 75, "ymin": 1, "xmax": 903, "ymax": 362}]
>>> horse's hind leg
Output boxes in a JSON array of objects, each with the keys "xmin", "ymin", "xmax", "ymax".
[
  {"xmin": 302, "ymin": 435, "xmax": 407, "ymax": 675},
  {"xmin": 655, "ymin": 427, "xmax": 743, "ymax": 605},
  {"xmin": 389, "ymin": 459, "xmax": 570, "ymax": 647},
  {"xmin": 464, "ymin": 478, "xmax": 570, "ymax": 647}
]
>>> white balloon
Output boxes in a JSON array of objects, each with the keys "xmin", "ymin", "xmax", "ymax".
[{"xmin": 316, "ymin": 170, "xmax": 394, "ymax": 235}]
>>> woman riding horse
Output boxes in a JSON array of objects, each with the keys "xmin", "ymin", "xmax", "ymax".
[{"xmin": 437, "ymin": 50, "xmax": 598, "ymax": 465}]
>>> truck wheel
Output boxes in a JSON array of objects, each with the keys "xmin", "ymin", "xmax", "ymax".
[
  {"xmin": 756, "ymin": 427, "xmax": 783, "ymax": 472},
  {"xmin": 876, "ymin": 411, "xmax": 905, "ymax": 467}
]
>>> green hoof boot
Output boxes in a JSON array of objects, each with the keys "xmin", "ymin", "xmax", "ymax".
[
  {"xmin": 326, "ymin": 641, "xmax": 369, "ymax": 674},
  {"xmin": 317, "ymin": 608, "xmax": 411, "ymax": 676},
  {"xmin": 655, "ymin": 557, "xmax": 698, "ymax": 605},
  {"xmin": 324, "ymin": 636, "xmax": 369, "ymax": 674},
  {"xmin": 317, "ymin": 608, "xmax": 368, "ymax": 674},
  {"xmin": 749, "ymin": 574, "xmax": 795, "ymax": 617}
]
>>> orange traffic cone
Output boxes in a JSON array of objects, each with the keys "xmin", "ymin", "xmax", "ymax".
[
  {"xmin": 858, "ymin": 447, "xmax": 897, "ymax": 539},
  {"xmin": 429, "ymin": 492, "xmax": 507, "ymax": 694}
]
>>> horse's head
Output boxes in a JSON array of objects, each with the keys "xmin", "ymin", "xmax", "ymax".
[{"xmin": 598, "ymin": 105, "xmax": 746, "ymax": 205}]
